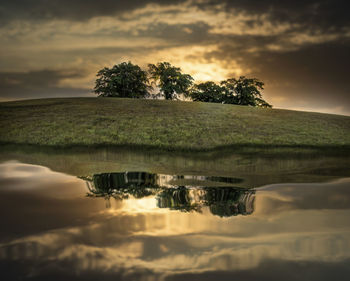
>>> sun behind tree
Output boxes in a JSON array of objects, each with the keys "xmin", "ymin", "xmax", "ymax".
[
  {"xmin": 148, "ymin": 62, "xmax": 194, "ymax": 100},
  {"xmin": 94, "ymin": 61, "xmax": 271, "ymax": 107}
]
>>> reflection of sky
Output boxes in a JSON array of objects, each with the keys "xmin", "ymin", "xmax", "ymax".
[{"xmin": 0, "ymin": 161, "xmax": 350, "ymax": 280}]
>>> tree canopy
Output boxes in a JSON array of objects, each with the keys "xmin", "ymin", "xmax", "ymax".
[
  {"xmin": 94, "ymin": 62, "xmax": 150, "ymax": 98},
  {"xmin": 93, "ymin": 61, "xmax": 272, "ymax": 107},
  {"xmin": 190, "ymin": 81, "xmax": 226, "ymax": 103},
  {"xmin": 148, "ymin": 62, "xmax": 194, "ymax": 100},
  {"xmin": 221, "ymin": 76, "xmax": 271, "ymax": 107},
  {"xmin": 190, "ymin": 76, "xmax": 272, "ymax": 107}
]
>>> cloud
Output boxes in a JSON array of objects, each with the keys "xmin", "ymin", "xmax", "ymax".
[
  {"xmin": 136, "ymin": 22, "xmax": 212, "ymax": 45},
  {"xmin": 198, "ymin": 0, "xmax": 349, "ymax": 32},
  {"xmin": 0, "ymin": 0, "xmax": 348, "ymax": 114},
  {"xmin": 0, "ymin": 69, "xmax": 91, "ymax": 99},
  {"xmin": 0, "ymin": 0, "xmax": 187, "ymax": 24},
  {"xmin": 1, "ymin": 0, "xmax": 347, "ymax": 26},
  {"xmin": 189, "ymin": 36, "xmax": 350, "ymax": 114}
]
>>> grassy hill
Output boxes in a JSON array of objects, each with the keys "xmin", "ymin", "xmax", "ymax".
[{"xmin": 0, "ymin": 97, "xmax": 349, "ymax": 150}]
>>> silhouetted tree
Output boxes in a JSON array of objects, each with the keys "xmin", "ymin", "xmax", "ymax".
[
  {"xmin": 94, "ymin": 62, "xmax": 150, "ymax": 98},
  {"xmin": 221, "ymin": 76, "xmax": 272, "ymax": 107},
  {"xmin": 190, "ymin": 81, "xmax": 226, "ymax": 103},
  {"xmin": 190, "ymin": 76, "xmax": 272, "ymax": 107},
  {"xmin": 148, "ymin": 62, "xmax": 194, "ymax": 100}
]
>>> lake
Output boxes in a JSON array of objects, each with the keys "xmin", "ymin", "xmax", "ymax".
[{"xmin": 0, "ymin": 145, "xmax": 350, "ymax": 280}]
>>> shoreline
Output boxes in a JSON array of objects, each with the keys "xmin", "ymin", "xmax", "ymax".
[{"xmin": 1, "ymin": 142, "xmax": 350, "ymax": 155}]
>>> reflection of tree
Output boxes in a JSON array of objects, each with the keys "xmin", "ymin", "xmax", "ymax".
[
  {"xmin": 157, "ymin": 187, "xmax": 255, "ymax": 217},
  {"xmin": 206, "ymin": 187, "xmax": 255, "ymax": 217},
  {"xmin": 82, "ymin": 172, "xmax": 160, "ymax": 200},
  {"xmin": 157, "ymin": 186, "xmax": 202, "ymax": 213},
  {"xmin": 82, "ymin": 172, "xmax": 255, "ymax": 217}
]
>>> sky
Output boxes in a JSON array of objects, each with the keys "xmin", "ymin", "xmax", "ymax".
[{"xmin": 0, "ymin": 0, "xmax": 349, "ymax": 115}]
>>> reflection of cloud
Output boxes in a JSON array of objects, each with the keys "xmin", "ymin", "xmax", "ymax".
[
  {"xmin": 0, "ymin": 161, "xmax": 79, "ymax": 191},
  {"xmin": 257, "ymin": 178, "xmax": 350, "ymax": 215},
  {"xmin": 1, "ymin": 161, "xmax": 350, "ymax": 279},
  {"xmin": 0, "ymin": 161, "xmax": 109, "ymax": 239},
  {"xmin": 166, "ymin": 258, "xmax": 350, "ymax": 281},
  {"xmin": 1, "ymin": 219, "xmax": 350, "ymax": 280}
]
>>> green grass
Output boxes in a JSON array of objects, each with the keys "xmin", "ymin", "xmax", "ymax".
[{"xmin": 0, "ymin": 97, "xmax": 349, "ymax": 150}]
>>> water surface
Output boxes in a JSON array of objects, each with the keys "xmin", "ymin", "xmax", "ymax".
[{"xmin": 0, "ymin": 146, "xmax": 349, "ymax": 280}]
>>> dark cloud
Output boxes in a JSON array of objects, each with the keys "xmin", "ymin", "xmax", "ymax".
[
  {"xmin": 196, "ymin": 36, "xmax": 350, "ymax": 112},
  {"xmin": 259, "ymin": 41, "xmax": 350, "ymax": 108},
  {"xmin": 1, "ymin": 0, "xmax": 348, "ymax": 33},
  {"xmin": 199, "ymin": 0, "xmax": 349, "ymax": 32},
  {"xmin": 252, "ymin": 40, "xmax": 350, "ymax": 110},
  {"xmin": 0, "ymin": 69, "xmax": 90, "ymax": 99},
  {"xmin": 136, "ymin": 22, "xmax": 212, "ymax": 44},
  {"xmin": 0, "ymin": 0, "xmax": 349, "ymax": 114},
  {"xmin": 0, "ymin": 0, "xmax": 186, "ymax": 24},
  {"xmin": 199, "ymin": 33, "xmax": 280, "ymax": 62}
]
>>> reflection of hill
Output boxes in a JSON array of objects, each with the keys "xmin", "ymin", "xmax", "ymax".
[
  {"xmin": 3, "ymin": 145, "xmax": 350, "ymax": 189},
  {"xmin": 83, "ymin": 172, "xmax": 255, "ymax": 217}
]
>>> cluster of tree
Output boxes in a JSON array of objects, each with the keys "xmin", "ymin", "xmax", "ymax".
[
  {"xmin": 94, "ymin": 61, "xmax": 272, "ymax": 107},
  {"xmin": 157, "ymin": 186, "xmax": 255, "ymax": 217},
  {"xmin": 191, "ymin": 78, "xmax": 271, "ymax": 107},
  {"xmin": 83, "ymin": 171, "xmax": 255, "ymax": 217}
]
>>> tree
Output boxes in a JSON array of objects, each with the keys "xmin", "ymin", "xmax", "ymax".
[
  {"xmin": 190, "ymin": 81, "xmax": 226, "ymax": 103},
  {"xmin": 189, "ymin": 77, "xmax": 271, "ymax": 107},
  {"xmin": 148, "ymin": 62, "xmax": 194, "ymax": 100},
  {"xmin": 94, "ymin": 62, "xmax": 150, "ymax": 98},
  {"xmin": 220, "ymin": 76, "xmax": 272, "ymax": 107}
]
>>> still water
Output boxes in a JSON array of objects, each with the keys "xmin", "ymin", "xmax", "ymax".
[{"xmin": 0, "ymin": 146, "xmax": 349, "ymax": 280}]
